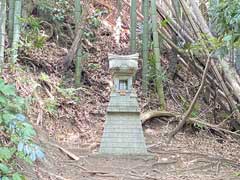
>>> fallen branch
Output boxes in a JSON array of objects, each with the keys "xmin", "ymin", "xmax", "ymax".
[{"xmin": 48, "ymin": 142, "xmax": 80, "ymax": 161}]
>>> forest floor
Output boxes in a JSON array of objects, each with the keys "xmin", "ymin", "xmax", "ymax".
[
  {"xmin": 21, "ymin": 121, "xmax": 240, "ymax": 180},
  {"xmin": 13, "ymin": 27, "xmax": 240, "ymax": 179}
]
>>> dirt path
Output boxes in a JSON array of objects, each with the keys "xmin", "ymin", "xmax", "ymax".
[{"xmin": 22, "ymin": 120, "xmax": 240, "ymax": 180}]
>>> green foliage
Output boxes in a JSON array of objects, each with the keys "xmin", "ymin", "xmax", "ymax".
[
  {"xmin": 179, "ymin": 95, "xmax": 200, "ymax": 118},
  {"xmin": 88, "ymin": 9, "xmax": 103, "ymax": 29},
  {"xmin": 43, "ymin": 98, "xmax": 58, "ymax": 114},
  {"xmin": 148, "ymin": 52, "xmax": 166, "ymax": 83},
  {"xmin": 37, "ymin": 0, "xmax": 72, "ymax": 23},
  {"xmin": 57, "ymin": 87, "xmax": 80, "ymax": 101},
  {"xmin": 0, "ymin": 79, "xmax": 44, "ymax": 179},
  {"xmin": 88, "ymin": 63, "xmax": 100, "ymax": 70},
  {"xmin": 210, "ymin": 0, "xmax": 240, "ymax": 36},
  {"xmin": 82, "ymin": 10, "xmax": 105, "ymax": 42},
  {"xmin": 39, "ymin": 72, "xmax": 51, "ymax": 82},
  {"xmin": 20, "ymin": 16, "xmax": 46, "ymax": 49},
  {"xmin": 209, "ymin": 0, "xmax": 240, "ymax": 56}
]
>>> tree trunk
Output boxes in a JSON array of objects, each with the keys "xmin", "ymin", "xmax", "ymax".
[
  {"xmin": 11, "ymin": 0, "xmax": 22, "ymax": 64},
  {"xmin": 0, "ymin": 0, "xmax": 6, "ymax": 68},
  {"xmin": 151, "ymin": 0, "xmax": 165, "ymax": 109},
  {"xmin": 142, "ymin": 0, "xmax": 149, "ymax": 94},
  {"xmin": 130, "ymin": 0, "xmax": 137, "ymax": 53},
  {"xmin": 74, "ymin": 0, "xmax": 82, "ymax": 87}
]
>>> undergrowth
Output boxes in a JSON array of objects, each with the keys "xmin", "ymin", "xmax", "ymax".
[{"xmin": 0, "ymin": 79, "xmax": 44, "ymax": 180}]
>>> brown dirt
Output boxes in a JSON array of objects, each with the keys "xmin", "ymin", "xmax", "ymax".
[{"xmin": 20, "ymin": 120, "xmax": 240, "ymax": 180}]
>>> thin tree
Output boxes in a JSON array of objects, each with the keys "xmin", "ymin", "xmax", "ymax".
[
  {"xmin": 117, "ymin": 0, "xmax": 121, "ymax": 17},
  {"xmin": 168, "ymin": 0, "xmax": 181, "ymax": 79},
  {"xmin": 130, "ymin": 0, "xmax": 137, "ymax": 53},
  {"xmin": 11, "ymin": 0, "xmax": 21, "ymax": 63},
  {"xmin": 115, "ymin": 0, "xmax": 122, "ymax": 47},
  {"xmin": 142, "ymin": 0, "xmax": 149, "ymax": 93},
  {"xmin": 168, "ymin": 53, "xmax": 213, "ymax": 142},
  {"xmin": 8, "ymin": 0, "xmax": 15, "ymax": 47},
  {"xmin": 0, "ymin": 0, "xmax": 6, "ymax": 68},
  {"xmin": 75, "ymin": 0, "xmax": 82, "ymax": 87},
  {"xmin": 151, "ymin": 0, "xmax": 166, "ymax": 109}
]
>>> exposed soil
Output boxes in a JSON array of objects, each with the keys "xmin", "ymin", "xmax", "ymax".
[{"xmin": 20, "ymin": 120, "xmax": 240, "ymax": 180}]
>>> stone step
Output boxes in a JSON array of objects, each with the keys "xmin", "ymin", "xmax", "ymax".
[
  {"xmin": 106, "ymin": 117, "xmax": 140, "ymax": 122},
  {"xmin": 102, "ymin": 132, "xmax": 145, "ymax": 138},
  {"xmin": 100, "ymin": 142, "xmax": 146, "ymax": 149},
  {"xmin": 103, "ymin": 128, "xmax": 143, "ymax": 133},
  {"xmin": 101, "ymin": 137, "xmax": 145, "ymax": 143},
  {"xmin": 100, "ymin": 147, "xmax": 147, "ymax": 154},
  {"xmin": 105, "ymin": 122, "xmax": 141, "ymax": 126},
  {"xmin": 104, "ymin": 124, "xmax": 142, "ymax": 129}
]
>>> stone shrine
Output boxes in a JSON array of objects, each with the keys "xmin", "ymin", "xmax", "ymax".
[{"xmin": 99, "ymin": 53, "xmax": 147, "ymax": 154}]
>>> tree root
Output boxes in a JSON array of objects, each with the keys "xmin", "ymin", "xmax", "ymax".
[
  {"xmin": 40, "ymin": 21, "xmax": 54, "ymax": 40},
  {"xmin": 148, "ymin": 149, "xmax": 240, "ymax": 168},
  {"xmin": 141, "ymin": 110, "xmax": 240, "ymax": 138},
  {"xmin": 38, "ymin": 167, "xmax": 70, "ymax": 180}
]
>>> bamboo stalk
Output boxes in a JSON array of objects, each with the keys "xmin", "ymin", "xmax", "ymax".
[
  {"xmin": 178, "ymin": 0, "xmax": 240, "ymax": 117},
  {"xmin": 11, "ymin": 0, "xmax": 22, "ymax": 64},
  {"xmin": 157, "ymin": 4, "xmax": 194, "ymax": 43},
  {"xmin": 142, "ymin": 0, "xmax": 149, "ymax": 94},
  {"xmin": 0, "ymin": 0, "xmax": 6, "ymax": 68},
  {"xmin": 151, "ymin": 0, "xmax": 165, "ymax": 109},
  {"xmin": 159, "ymin": 29, "xmax": 230, "ymax": 111},
  {"xmin": 130, "ymin": 0, "xmax": 137, "ymax": 53},
  {"xmin": 8, "ymin": 0, "xmax": 15, "ymax": 47}
]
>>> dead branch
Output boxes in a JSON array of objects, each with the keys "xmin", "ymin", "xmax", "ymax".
[{"xmin": 48, "ymin": 142, "xmax": 80, "ymax": 161}]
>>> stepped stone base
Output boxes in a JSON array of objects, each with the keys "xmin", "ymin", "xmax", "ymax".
[{"xmin": 99, "ymin": 93, "xmax": 147, "ymax": 155}]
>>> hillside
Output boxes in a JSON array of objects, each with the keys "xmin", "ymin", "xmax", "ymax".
[{"xmin": 0, "ymin": 0, "xmax": 240, "ymax": 180}]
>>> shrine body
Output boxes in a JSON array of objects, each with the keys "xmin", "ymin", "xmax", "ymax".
[{"xmin": 99, "ymin": 53, "xmax": 147, "ymax": 155}]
